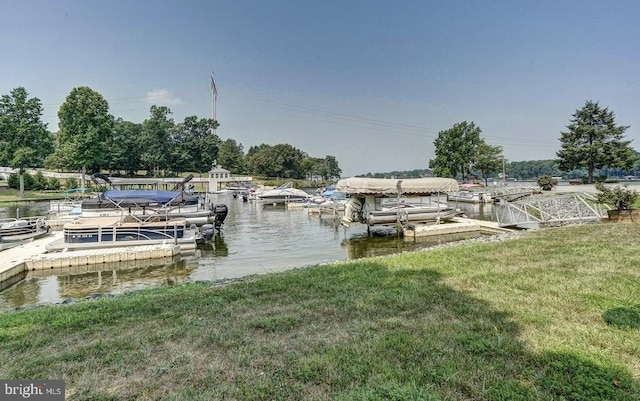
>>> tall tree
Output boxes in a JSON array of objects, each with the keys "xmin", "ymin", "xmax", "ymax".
[
  {"xmin": 429, "ymin": 121, "xmax": 482, "ymax": 179},
  {"xmin": 217, "ymin": 138, "xmax": 245, "ymax": 174},
  {"xmin": 318, "ymin": 155, "xmax": 342, "ymax": 180},
  {"xmin": 141, "ymin": 106, "xmax": 174, "ymax": 176},
  {"xmin": 557, "ymin": 100, "xmax": 637, "ymax": 184},
  {"xmin": 0, "ymin": 87, "xmax": 53, "ymax": 197},
  {"xmin": 106, "ymin": 118, "xmax": 143, "ymax": 175},
  {"xmin": 169, "ymin": 116, "xmax": 219, "ymax": 174},
  {"xmin": 473, "ymin": 141, "xmax": 504, "ymax": 185},
  {"xmin": 57, "ymin": 86, "xmax": 113, "ymax": 185}
]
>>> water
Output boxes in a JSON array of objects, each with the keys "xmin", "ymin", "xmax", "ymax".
[{"xmin": 0, "ymin": 196, "xmax": 496, "ymax": 311}]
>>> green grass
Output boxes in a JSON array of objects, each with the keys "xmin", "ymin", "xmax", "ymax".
[
  {"xmin": 0, "ymin": 187, "xmax": 67, "ymax": 203},
  {"xmin": 0, "ymin": 223, "xmax": 639, "ymax": 400}
]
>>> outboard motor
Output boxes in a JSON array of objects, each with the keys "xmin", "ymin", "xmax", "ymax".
[
  {"xmin": 212, "ymin": 204, "xmax": 228, "ymax": 230},
  {"xmin": 200, "ymin": 223, "xmax": 216, "ymax": 241}
]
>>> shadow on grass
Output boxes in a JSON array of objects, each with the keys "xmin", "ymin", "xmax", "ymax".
[
  {"xmin": 1, "ymin": 261, "xmax": 638, "ymax": 400},
  {"xmin": 603, "ymin": 305, "xmax": 640, "ymax": 329}
]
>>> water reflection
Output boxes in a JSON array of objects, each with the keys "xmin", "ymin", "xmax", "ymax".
[{"xmin": 0, "ymin": 196, "xmax": 501, "ymax": 311}]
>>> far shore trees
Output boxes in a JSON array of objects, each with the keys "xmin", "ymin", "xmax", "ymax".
[
  {"xmin": 0, "ymin": 87, "xmax": 53, "ymax": 197},
  {"xmin": 557, "ymin": 100, "xmax": 637, "ymax": 184},
  {"xmin": 0, "ymin": 84, "xmax": 343, "ymax": 180}
]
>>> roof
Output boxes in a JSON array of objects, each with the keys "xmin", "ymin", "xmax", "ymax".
[{"xmin": 335, "ymin": 177, "xmax": 459, "ymax": 195}]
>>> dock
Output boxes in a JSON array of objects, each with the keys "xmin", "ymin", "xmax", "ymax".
[
  {"xmin": 0, "ymin": 232, "xmax": 185, "ymax": 287},
  {"xmin": 403, "ymin": 217, "xmax": 514, "ymax": 238}
]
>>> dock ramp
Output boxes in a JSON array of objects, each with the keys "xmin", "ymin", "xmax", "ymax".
[{"xmin": 495, "ymin": 193, "xmax": 606, "ymax": 228}]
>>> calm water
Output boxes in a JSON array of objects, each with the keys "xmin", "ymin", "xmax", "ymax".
[{"xmin": 0, "ymin": 195, "xmax": 497, "ymax": 311}]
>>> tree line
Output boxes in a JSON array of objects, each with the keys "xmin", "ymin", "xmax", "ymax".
[
  {"xmin": 424, "ymin": 100, "xmax": 637, "ymax": 184},
  {"xmin": 0, "ymin": 86, "xmax": 343, "ymax": 191}
]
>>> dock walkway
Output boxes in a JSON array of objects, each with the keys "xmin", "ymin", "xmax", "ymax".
[{"xmin": 0, "ymin": 233, "xmax": 183, "ymax": 286}]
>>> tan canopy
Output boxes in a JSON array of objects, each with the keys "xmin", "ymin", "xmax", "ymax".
[{"xmin": 335, "ymin": 177, "xmax": 459, "ymax": 195}]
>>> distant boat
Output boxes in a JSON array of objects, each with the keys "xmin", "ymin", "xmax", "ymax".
[
  {"xmin": 447, "ymin": 190, "xmax": 493, "ymax": 204},
  {"xmin": 256, "ymin": 182, "xmax": 312, "ymax": 204}
]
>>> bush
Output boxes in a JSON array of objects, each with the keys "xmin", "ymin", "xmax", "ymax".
[
  {"xmin": 594, "ymin": 182, "xmax": 639, "ymax": 210},
  {"xmin": 65, "ymin": 177, "xmax": 79, "ymax": 190},
  {"xmin": 32, "ymin": 171, "xmax": 48, "ymax": 190},
  {"xmin": 537, "ymin": 175, "xmax": 558, "ymax": 190},
  {"xmin": 7, "ymin": 173, "xmax": 35, "ymax": 190},
  {"xmin": 47, "ymin": 177, "xmax": 61, "ymax": 191}
]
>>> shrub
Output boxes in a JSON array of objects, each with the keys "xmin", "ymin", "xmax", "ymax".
[
  {"xmin": 537, "ymin": 175, "xmax": 558, "ymax": 190},
  {"xmin": 594, "ymin": 182, "xmax": 639, "ymax": 210},
  {"xmin": 65, "ymin": 177, "xmax": 79, "ymax": 190},
  {"xmin": 32, "ymin": 171, "xmax": 48, "ymax": 190},
  {"xmin": 47, "ymin": 177, "xmax": 61, "ymax": 191}
]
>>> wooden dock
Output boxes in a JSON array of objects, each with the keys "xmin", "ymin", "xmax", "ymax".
[{"xmin": 0, "ymin": 232, "xmax": 185, "ymax": 287}]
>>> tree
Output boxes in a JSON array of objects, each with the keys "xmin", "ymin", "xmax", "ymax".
[
  {"xmin": 0, "ymin": 87, "xmax": 53, "ymax": 197},
  {"xmin": 106, "ymin": 118, "xmax": 143, "ymax": 175},
  {"xmin": 557, "ymin": 100, "xmax": 637, "ymax": 184},
  {"xmin": 218, "ymin": 138, "xmax": 245, "ymax": 174},
  {"xmin": 140, "ymin": 106, "xmax": 174, "ymax": 176},
  {"xmin": 169, "ymin": 116, "xmax": 219, "ymax": 174},
  {"xmin": 314, "ymin": 155, "xmax": 342, "ymax": 180},
  {"xmin": 429, "ymin": 121, "xmax": 482, "ymax": 179},
  {"xmin": 245, "ymin": 143, "xmax": 309, "ymax": 179},
  {"xmin": 56, "ymin": 86, "xmax": 113, "ymax": 185},
  {"xmin": 473, "ymin": 141, "xmax": 504, "ymax": 185}
]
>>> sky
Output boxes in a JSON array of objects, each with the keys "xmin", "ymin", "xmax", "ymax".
[{"xmin": 1, "ymin": 0, "xmax": 639, "ymax": 177}]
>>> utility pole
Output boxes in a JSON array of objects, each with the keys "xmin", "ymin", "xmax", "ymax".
[{"xmin": 210, "ymin": 71, "xmax": 218, "ymax": 133}]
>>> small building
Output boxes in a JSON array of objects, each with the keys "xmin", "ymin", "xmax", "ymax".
[{"xmin": 208, "ymin": 163, "xmax": 252, "ymax": 193}]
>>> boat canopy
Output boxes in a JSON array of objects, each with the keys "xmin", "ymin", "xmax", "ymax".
[
  {"xmin": 103, "ymin": 190, "xmax": 184, "ymax": 203},
  {"xmin": 335, "ymin": 177, "xmax": 459, "ymax": 195}
]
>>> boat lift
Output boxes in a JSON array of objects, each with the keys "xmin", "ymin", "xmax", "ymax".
[{"xmin": 495, "ymin": 192, "xmax": 606, "ymax": 229}]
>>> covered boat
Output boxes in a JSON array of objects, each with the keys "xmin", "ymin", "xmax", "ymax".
[
  {"xmin": 78, "ymin": 174, "xmax": 214, "ymax": 225},
  {"xmin": 336, "ymin": 177, "xmax": 459, "ymax": 227}
]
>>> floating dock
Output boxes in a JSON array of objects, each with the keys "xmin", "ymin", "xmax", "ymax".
[
  {"xmin": 0, "ymin": 232, "xmax": 186, "ymax": 287},
  {"xmin": 403, "ymin": 217, "xmax": 515, "ymax": 238}
]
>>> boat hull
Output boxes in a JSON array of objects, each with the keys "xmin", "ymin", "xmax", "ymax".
[{"xmin": 46, "ymin": 217, "xmax": 198, "ymax": 253}]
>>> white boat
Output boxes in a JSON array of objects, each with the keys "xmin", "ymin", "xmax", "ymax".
[
  {"xmin": 75, "ymin": 174, "xmax": 215, "ymax": 225},
  {"xmin": 366, "ymin": 203, "xmax": 459, "ymax": 225},
  {"xmin": 256, "ymin": 182, "xmax": 312, "ymax": 204},
  {"xmin": 45, "ymin": 216, "xmax": 199, "ymax": 253},
  {"xmin": 336, "ymin": 177, "xmax": 460, "ymax": 227},
  {"xmin": 447, "ymin": 190, "xmax": 493, "ymax": 203},
  {"xmin": 49, "ymin": 187, "xmax": 92, "ymax": 214},
  {"xmin": 0, "ymin": 216, "xmax": 50, "ymax": 243}
]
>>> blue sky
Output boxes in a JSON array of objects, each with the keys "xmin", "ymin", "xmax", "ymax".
[{"xmin": 2, "ymin": 0, "xmax": 639, "ymax": 177}]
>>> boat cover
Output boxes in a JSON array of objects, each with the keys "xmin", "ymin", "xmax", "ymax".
[
  {"xmin": 103, "ymin": 190, "xmax": 184, "ymax": 203},
  {"xmin": 335, "ymin": 177, "xmax": 459, "ymax": 195}
]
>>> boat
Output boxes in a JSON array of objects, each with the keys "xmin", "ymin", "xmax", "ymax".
[
  {"xmin": 447, "ymin": 190, "xmax": 493, "ymax": 203},
  {"xmin": 77, "ymin": 174, "xmax": 215, "ymax": 225},
  {"xmin": 256, "ymin": 182, "xmax": 312, "ymax": 204},
  {"xmin": 45, "ymin": 216, "xmax": 200, "ymax": 253},
  {"xmin": 0, "ymin": 216, "xmax": 51, "ymax": 243},
  {"xmin": 336, "ymin": 177, "xmax": 460, "ymax": 227},
  {"xmin": 49, "ymin": 187, "xmax": 92, "ymax": 214}
]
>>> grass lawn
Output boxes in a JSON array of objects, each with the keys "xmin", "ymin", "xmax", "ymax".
[
  {"xmin": 0, "ymin": 187, "xmax": 66, "ymax": 203},
  {"xmin": 0, "ymin": 223, "xmax": 639, "ymax": 400}
]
